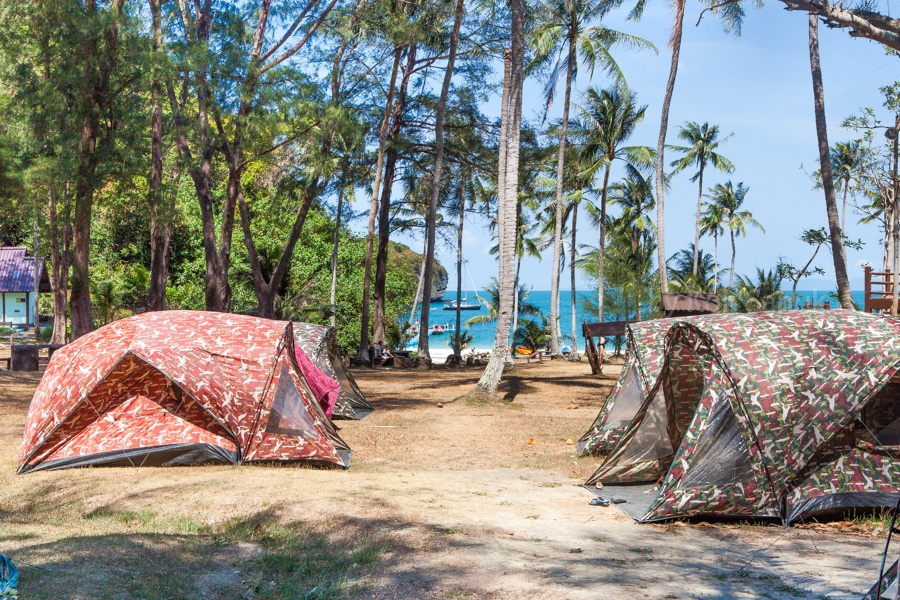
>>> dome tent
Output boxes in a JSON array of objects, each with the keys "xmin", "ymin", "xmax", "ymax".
[
  {"xmin": 19, "ymin": 311, "xmax": 350, "ymax": 473},
  {"xmin": 586, "ymin": 310, "xmax": 900, "ymax": 524}
]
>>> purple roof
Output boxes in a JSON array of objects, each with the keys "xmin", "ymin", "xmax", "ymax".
[{"xmin": 0, "ymin": 247, "xmax": 46, "ymax": 293}]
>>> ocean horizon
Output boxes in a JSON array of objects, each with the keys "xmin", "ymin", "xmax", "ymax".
[{"xmin": 405, "ymin": 289, "xmax": 867, "ymax": 352}]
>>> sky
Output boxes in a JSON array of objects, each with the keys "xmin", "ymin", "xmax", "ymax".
[{"xmin": 352, "ymin": 1, "xmax": 898, "ymax": 293}]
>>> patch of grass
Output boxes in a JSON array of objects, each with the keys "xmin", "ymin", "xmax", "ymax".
[
  {"xmin": 443, "ymin": 528, "xmax": 464, "ymax": 535},
  {"xmin": 628, "ymin": 547, "xmax": 652, "ymax": 554},
  {"xmin": 540, "ymin": 482, "xmax": 561, "ymax": 488}
]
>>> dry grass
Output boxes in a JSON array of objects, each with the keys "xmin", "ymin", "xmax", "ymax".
[
  {"xmin": 0, "ymin": 357, "xmax": 890, "ymax": 599},
  {"xmin": 0, "ymin": 359, "xmax": 611, "ymax": 599}
]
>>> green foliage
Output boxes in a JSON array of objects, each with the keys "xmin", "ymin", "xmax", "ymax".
[
  {"xmin": 726, "ymin": 268, "xmax": 787, "ymax": 312},
  {"xmin": 513, "ymin": 316, "xmax": 551, "ymax": 351}
]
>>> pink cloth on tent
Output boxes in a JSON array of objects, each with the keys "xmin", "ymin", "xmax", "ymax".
[{"xmin": 294, "ymin": 342, "xmax": 341, "ymax": 419}]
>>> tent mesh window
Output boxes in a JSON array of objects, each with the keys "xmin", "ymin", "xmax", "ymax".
[
  {"xmin": 862, "ymin": 382, "xmax": 900, "ymax": 446},
  {"xmin": 613, "ymin": 387, "xmax": 674, "ymax": 469},
  {"xmin": 266, "ymin": 366, "xmax": 318, "ymax": 438},
  {"xmin": 599, "ymin": 366, "xmax": 645, "ymax": 439},
  {"xmin": 678, "ymin": 390, "xmax": 754, "ymax": 488}
]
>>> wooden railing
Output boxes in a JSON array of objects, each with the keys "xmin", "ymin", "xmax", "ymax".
[{"xmin": 865, "ymin": 265, "xmax": 897, "ymax": 313}]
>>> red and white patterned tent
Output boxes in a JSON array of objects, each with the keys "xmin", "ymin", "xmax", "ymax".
[{"xmin": 18, "ymin": 311, "xmax": 351, "ymax": 473}]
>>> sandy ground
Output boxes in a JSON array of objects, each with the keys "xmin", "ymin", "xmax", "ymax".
[{"xmin": 0, "ymin": 357, "xmax": 891, "ymax": 599}]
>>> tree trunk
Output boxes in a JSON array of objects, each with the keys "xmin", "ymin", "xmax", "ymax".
[
  {"xmin": 885, "ymin": 201, "xmax": 893, "ymax": 273},
  {"xmin": 146, "ymin": 0, "xmax": 170, "ymax": 312},
  {"xmin": 729, "ymin": 229, "xmax": 736, "ymax": 289},
  {"xmin": 359, "ymin": 48, "xmax": 402, "ymax": 358},
  {"xmin": 375, "ymin": 45, "xmax": 416, "ymax": 343},
  {"xmin": 892, "ymin": 116, "xmax": 899, "ymax": 313},
  {"xmin": 511, "ymin": 253, "xmax": 522, "ymax": 348},
  {"xmin": 419, "ymin": 0, "xmax": 463, "ymax": 362},
  {"xmin": 453, "ymin": 170, "xmax": 466, "ymax": 359},
  {"xmin": 330, "ymin": 179, "xmax": 344, "ymax": 328},
  {"xmin": 549, "ymin": 36, "xmax": 576, "ymax": 357},
  {"xmin": 71, "ymin": 0, "xmax": 125, "ymax": 340},
  {"xmin": 408, "ymin": 237, "xmax": 428, "ymax": 330},
  {"xmin": 569, "ymin": 202, "xmax": 578, "ymax": 361},
  {"xmin": 477, "ymin": 0, "xmax": 524, "ymax": 393},
  {"xmin": 655, "ymin": 0, "xmax": 685, "ymax": 297},
  {"xmin": 47, "ymin": 186, "xmax": 70, "ymax": 345},
  {"xmin": 692, "ymin": 163, "xmax": 705, "ymax": 277},
  {"xmin": 597, "ymin": 164, "xmax": 612, "ymax": 322},
  {"xmin": 808, "ymin": 14, "xmax": 854, "ymax": 309}
]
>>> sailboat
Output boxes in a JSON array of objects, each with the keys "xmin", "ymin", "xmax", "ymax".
[{"xmin": 443, "ymin": 295, "xmax": 480, "ymax": 311}]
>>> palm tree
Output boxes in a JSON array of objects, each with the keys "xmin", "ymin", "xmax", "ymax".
[
  {"xmin": 650, "ymin": 0, "xmax": 760, "ymax": 299},
  {"xmin": 728, "ymin": 268, "xmax": 786, "ymax": 312},
  {"xmin": 527, "ymin": 0, "xmax": 653, "ymax": 357},
  {"xmin": 476, "ymin": 0, "xmax": 524, "ymax": 394},
  {"xmin": 807, "ymin": 13, "xmax": 854, "ymax": 309},
  {"xmin": 607, "ymin": 164, "xmax": 656, "ymax": 317},
  {"xmin": 829, "ymin": 140, "xmax": 865, "ymax": 265},
  {"xmin": 668, "ymin": 121, "xmax": 734, "ymax": 277},
  {"xmin": 666, "ymin": 244, "xmax": 722, "ymax": 293},
  {"xmin": 466, "ymin": 279, "xmax": 540, "ymax": 327},
  {"xmin": 705, "ymin": 181, "xmax": 764, "ymax": 288},
  {"xmin": 571, "ymin": 85, "xmax": 653, "ymax": 323},
  {"xmin": 699, "ymin": 198, "xmax": 726, "ymax": 292}
]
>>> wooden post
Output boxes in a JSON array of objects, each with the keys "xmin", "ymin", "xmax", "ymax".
[{"xmin": 865, "ymin": 265, "xmax": 873, "ymax": 313}]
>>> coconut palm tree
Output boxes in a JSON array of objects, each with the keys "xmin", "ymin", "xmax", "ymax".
[
  {"xmin": 476, "ymin": 1, "xmax": 524, "ymax": 394},
  {"xmin": 466, "ymin": 279, "xmax": 540, "ymax": 327},
  {"xmin": 649, "ymin": 0, "xmax": 760, "ymax": 299},
  {"xmin": 668, "ymin": 121, "xmax": 734, "ymax": 277},
  {"xmin": 571, "ymin": 84, "xmax": 653, "ymax": 324},
  {"xmin": 666, "ymin": 244, "xmax": 722, "ymax": 293},
  {"xmin": 807, "ymin": 13, "xmax": 854, "ymax": 309},
  {"xmin": 705, "ymin": 181, "xmax": 764, "ymax": 288},
  {"xmin": 728, "ymin": 268, "xmax": 786, "ymax": 312},
  {"xmin": 527, "ymin": 0, "xmax": 653, "ymax": 357},
  {"xmin": 830, "ymin": 140, "xmax": 864, "ymax": 238},
  {"xmin": 607, "ymin": 165, "xmax": 656, "ymax": 317},
  {"xmin": 698, "ymin": 199, "xmax": 725, "ymax": 292}
]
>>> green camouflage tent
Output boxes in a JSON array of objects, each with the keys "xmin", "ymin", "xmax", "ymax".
[
  {"xmin": 585, "ymin": 310, "xmax": 900, "ymax": 524},
  {"xmin": 292, "ymin": 322, "xmax": 373, "ymax": 420}
]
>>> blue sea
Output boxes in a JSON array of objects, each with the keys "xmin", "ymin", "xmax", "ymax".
[{"xmin": 405, "ymin": 289, "xmax": 867, "ymax": 352}]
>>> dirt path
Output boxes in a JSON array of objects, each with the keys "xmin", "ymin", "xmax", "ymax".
[{"xmin": 0, "ymin": 360, "xmax": 889, "ymax": 599}]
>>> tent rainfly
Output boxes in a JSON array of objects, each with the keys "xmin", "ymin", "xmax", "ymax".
[
  {"xmin": 577, "ymin": 314, "xmax": 725, "ymax": 456},
  {"xmin": 585, "ymin": 310, "xmax": 900, "ymax": 524},
  {"xmin": 18, "ymin": 311, "xmax": 351, "ymax": 473},
  {"xmin": 292, "ymin": 322, "xmax": 373, "ymax": 420}
]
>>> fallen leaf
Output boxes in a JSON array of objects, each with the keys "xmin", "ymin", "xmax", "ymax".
[
  {"xmin": 526, "ymin": 438, "xmax": 536, "ymax": 444},
  {"xmin": 565, "ymin": 439, "xmax": 575, "ymax": 445}
]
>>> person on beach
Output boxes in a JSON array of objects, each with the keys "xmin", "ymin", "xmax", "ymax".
[{"xmin": 374, "ymin": 341, "xmax": 393, "ymax": 367}]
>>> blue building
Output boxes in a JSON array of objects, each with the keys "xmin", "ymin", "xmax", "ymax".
[{"xmin": 0, "ymin": 247, "xmax": 50, "ymax": 327}]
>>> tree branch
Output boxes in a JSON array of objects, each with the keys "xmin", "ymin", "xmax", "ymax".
[{"xmin": 779, "ymin": 0, "xmax": 900, "ymax": 52}]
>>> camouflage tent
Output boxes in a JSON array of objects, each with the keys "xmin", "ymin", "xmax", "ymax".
[
  {"xmin": 577, "ymin": 315, "xmax": 723, "ymax": 456},
  {"xmin": 292, "ymin": 322, "xmax": 373, "ymax": 420},
  {"xmin": 585, "ymin": 310, "xmax": 900, "ymax": 524},
  {"xmin": 19, "ymin": 311, "xmax": 351, "ymax": 473}
]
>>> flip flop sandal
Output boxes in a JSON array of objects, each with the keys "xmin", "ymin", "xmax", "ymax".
[{"xmin": 589, "ymin": 496, "xmax": 610, "ymax": 506}]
